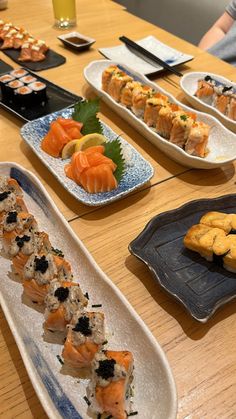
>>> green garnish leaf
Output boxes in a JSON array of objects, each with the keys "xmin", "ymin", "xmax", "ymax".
[
  {"xmin": 72, "ymin": 99, "xmax": 103, "ymax": 135},
  {"xmin": 104, "ymin": 138, "xmax": 125, "ymax": 183}
]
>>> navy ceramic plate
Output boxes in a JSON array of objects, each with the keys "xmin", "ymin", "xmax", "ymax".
[
  {"xmin": 0, "ymin": 68, "xmax": 82, "ymax": 121},
  {"xmin": 129, "ymin": 194, "xmax": 236, "ymax": 322},
  {"xmin": 21, "ymin": 107, "xmax": 154, "ymax": 206},
  {"xmin": 0, "ymin": 58, "xmax": 13, "ymax": 74}
]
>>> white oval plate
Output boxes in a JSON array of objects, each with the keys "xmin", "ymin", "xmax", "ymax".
[
  {"xmin": 180, "ymin": 71, "xmax": 236, "ymax": 133},
  {"xmin": 0, "ymin": 162, "xmax": 177, "ymax": 419},
  {"xmin": 84, "ymin": 60, "xmax": 236, "ymax": 169}
]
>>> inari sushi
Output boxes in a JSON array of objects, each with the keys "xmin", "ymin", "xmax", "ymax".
[
  {"xmin": 108, "ymin": 71, "xmax": 133, "ymax": 102},
  {"xmin": 88, "ymin": 350, "xmax": 134, "ymax": 419},
  {"xmin": 62, "ymin": 311, "xmax": 105, "ymax": 368},
  {"xmin": 156, "ymin": 103, "xmax": 180, "ymax": 139},
  {"xmin": 131, "ymin": 84, "xmax": 154, "ymax": 118},
  {"xmin": 102, "ymin": 65, "xmax": 120, "ymax": 92},
  {"xmin": 169, "ymin": 111, "xmax": 196, "ymax": 149},
  {"xmin": 184, "ymin": 121, "xmax": 210, "ymax": 157},
  {"xmin": 144, "ymin": 92, "xmax": 169, "ymax": 127},
  {"xmin": 10, "ymin": 231, "xmax": 51, "ymax": 277},
  {"xmin": 23, "ymin": 252, "xmax": 73, "ymax": 304},
  {"xmin": 195, "ymin": 76, "xmax": 215, "ymax": 105},
  {"xmin": 44, "ymin": 280, "xmax": 88, "ymax": 332},
  {"xmin": 2, "ymin": 211, "xmax": 38, "ymax": 253},
  {"xmin": 200, "ymin": 211, "xmax": 236, "ymax": 234},
  {"xmin": 120, "ymin": 80, "xmax": 142, "ymax": 108}
]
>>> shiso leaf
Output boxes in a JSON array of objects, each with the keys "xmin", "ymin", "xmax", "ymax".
[
  {"xmin": 103, "ymin": 137, "xmax": 125, "ymax": 183},
  {"xmin": 72, "ymin": 99, "xmax": 103, "ymax": 136}
]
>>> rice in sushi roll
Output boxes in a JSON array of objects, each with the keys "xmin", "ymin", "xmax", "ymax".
[{"xmin": 28, "ymin": 81, "xmax": 47, "ymax": 104}]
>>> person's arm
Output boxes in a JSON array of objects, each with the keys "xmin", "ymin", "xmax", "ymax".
[{"xmin": 198, "ymin": 11, "xmax": 234, "ymax": 50}]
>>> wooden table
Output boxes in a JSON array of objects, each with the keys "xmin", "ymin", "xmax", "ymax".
[{"xmin": 1, "ymin": 0, "xmax": 236, "ymax": 418}]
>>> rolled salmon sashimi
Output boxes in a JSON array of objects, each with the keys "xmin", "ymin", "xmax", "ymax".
[
  {"xmin": 23, "ymin": 252, "xmax": 72, "ymax": 304},
  {"xmin": 62, "ymin": 311, "xmax": 105, "ymax": 368},
  {"xmin": 65, "ymin": 146, "xmax": 118, "ymax": 194},
  {"xmin": 195, "ymin": 78, "xmax": 215, "ymax": 104},
  {"xmin": 227, "ymin": 95, "xmax": 236, "ymax": 121},
  {"xmin": 101, "ymin": 65, "xmax": 120, "ymax": 92},
  {"xmin": 143, "ymin": 92, "xmax": 169, "ymax": 127},
  {"xmin": 2, "ymin": 211, "xmax": 38, "ymax": 253},
  {"xmin": 212, "ymin": 86, "xmax": 232, "ymax": 115},
  {"xmin": 44, "ymin": 280, "xmax": 88, "ymax": 332},
  {"xmin": 10, "ymin": 231, "xmax": 51, "ymax": 277},
  {"xmin": 88, "ymin": 350, "xmax": 134, "ymax": 419},
  {"xmin": 107, "ymin": 71, "xmax": 133, "ymax": 102}
]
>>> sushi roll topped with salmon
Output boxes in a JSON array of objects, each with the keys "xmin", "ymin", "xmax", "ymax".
[
  {"xmin": 44, "ymin": 280, "xmax": 88, "ymax": 332},
  {"xmin": 62, "ymin": 310, "xmax": 105, "ymax": 368},
  {"xmin": 108, "ymin": 71, "xmax": 133, "ymax": 103},
  {"xmin": 88, "ymin": 350, "xmax": 134, "ymax": 419},
  {"xmin": 102, "ymin": 64, "xmax": 120, "ymax": 92}
]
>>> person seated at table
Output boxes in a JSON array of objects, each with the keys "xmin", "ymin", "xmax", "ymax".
[{"xmin": 198, "ymin": 0, "xmax": 236, "ymax": 66}]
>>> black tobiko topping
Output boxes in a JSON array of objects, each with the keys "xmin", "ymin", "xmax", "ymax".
[
  {"xmin": 222, "ymin": 86, "xmax": 233, "ymax": 93},
  {"xmin": 54, "ymin": 286, "xmax": 69, "ymax": 302},
  {"xmin": 204, "ymin": 75, "xmax": 213, "ymax": 82},
  {"xmin": 0, "ymin": 191, "xmax": 11, "ymax": 202},
  {"xmin": 72, "ymin": 316, "xmax": 92, "ymax": 336},
  {"xmin": 6, "ymin": 211, "xmax": 17, "ymax": 224},
  {"xmin": 16, "ymin": 235, "xmax": 31, "ymax": 248},
  {"xmin": 51, "ymin": 247, "xmax": 64, "ymax": 258},
  {"xmin": 95, "ymin": 359, "xmax": 116, "ymax": 380},
  {"xmin": 34, "ymin": 255, "xmax": 49, "ymax": 273}
]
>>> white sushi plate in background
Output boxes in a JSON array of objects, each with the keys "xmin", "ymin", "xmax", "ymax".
[
  {"xmin": 180, "ymin": 71, "xmax": 236, "ymax": 134},
  {"xmin": 0, "ymin": 162, "xmax": 177, "ymax": 419},
  {"xmin": 84, "ymin": 60, "xmax": 236, "ymax": 169}
]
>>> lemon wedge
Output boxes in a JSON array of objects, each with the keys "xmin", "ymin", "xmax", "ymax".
[
  {"xmin": 61, "ymin": 139, "xmax": 83, "ymax": 159},
  {"xmin": 74, "ymin": 133, "xmax": 106, "ymax": 152}
]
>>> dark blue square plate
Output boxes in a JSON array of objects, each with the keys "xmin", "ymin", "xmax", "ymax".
[{"xmin": 129, "ymin": 194, "xmax": 236, "ymax": 322}]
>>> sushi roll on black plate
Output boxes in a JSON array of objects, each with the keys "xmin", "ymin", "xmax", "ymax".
[
  {"xmin": 28, "ymin": 81, "xmax": 47, "ymax": 105},
  {"xmin": 10, "ymin": 68, "xmax": 29, "ymax": 79},
  {"xmin": 14, "ymin": 85, "xmax": 33, "ymax": 108},
  {"xmin": 19, "ymin": 75, "xmax": 37, "ymax": 85},
  {"xmin": 0, "ymin": 74, "xmax": 16, "ymax": 100},
  {"xmin": 6, "ymin": 80, "xmax": 24, "ymax": 103}
]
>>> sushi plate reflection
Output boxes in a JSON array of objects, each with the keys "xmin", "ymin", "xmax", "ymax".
[
  {"xmin": 0, "ymin": 162, "xmax": 177, "ymax": 419},
  {"xmin": 0, "ymin": 68, "xmax": 82, "ymax": 122},
  {"xmin": 20, "ymin": 108, "xmax": 154, "ymax": 206}
]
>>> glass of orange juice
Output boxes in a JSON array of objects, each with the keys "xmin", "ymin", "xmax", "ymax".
[{"xmin": 52, "ymin": 0, "xmax": 77, "ymax": 29}]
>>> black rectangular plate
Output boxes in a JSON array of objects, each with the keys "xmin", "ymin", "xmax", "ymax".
[
  {"xmin": 0, "ymin": 58, "xmax": 13, "ymax": 74},
  {"xmin": 0, "ymin": 41, "xmax": 66, "ymax": 71},
  {"xmin": 129, "ymin": 194, "xmax": 236, "ymax": 322},
  {"xmin": 0, "ymin": 68, "xmax": 82, "ymax": 121}
]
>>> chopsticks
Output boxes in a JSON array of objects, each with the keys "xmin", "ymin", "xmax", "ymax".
[{"xmin": 119, "ymin": 36, "xmax": 183, "ymax": 77}]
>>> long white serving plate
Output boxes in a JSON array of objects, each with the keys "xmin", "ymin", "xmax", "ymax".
[
  {"xmin": 84, "ymin": 60, "xmax": 236, "ymax": 169},
  {"xmin": 180, "ymin": 71, "xmax": 236, "ymax": 133},
  {"xmin": 0, "ymin": 162, "xmax": 177, "ymax": 419}
]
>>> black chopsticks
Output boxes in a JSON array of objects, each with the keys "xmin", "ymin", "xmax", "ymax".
[{"xmin": 119, "ymin": 36, "xmax": 183, "ymax": 77}]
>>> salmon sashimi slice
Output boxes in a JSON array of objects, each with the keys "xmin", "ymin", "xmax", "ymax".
[
  {"xmin": 89, "ymin": 350, "xmax": 134, "ymax": 419},
  {"xmin": 62, "ymin": 311, "xmax": 105, "ymax": 368},
  {"xmin": 65, "ymin": 146, "xmax": 118, "ymax": 194}
]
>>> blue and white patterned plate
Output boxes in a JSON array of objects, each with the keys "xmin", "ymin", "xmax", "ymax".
[
  {"xmin": 20, "ymin": 108, "xmax": 154, "ymax": 206},
  {"xmin": 0, "ymin": 162, "xmax": 177, "ymax": 419}
]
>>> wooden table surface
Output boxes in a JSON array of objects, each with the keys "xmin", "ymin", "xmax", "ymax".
[{"xmin": 1, "ymin": 0, "xmax": 236, "ymax": 418}]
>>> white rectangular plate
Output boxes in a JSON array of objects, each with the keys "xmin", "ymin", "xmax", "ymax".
[
  {"xmin": 84, "ymin": 60, "xmax": 236, "ymax": 169},
  {"xmin": 0, "ymin": 162, "xmax": 177, "ymax": 419},
  {"xmin": 99, "ymin": 36, "xmax": 193, "ymax": 75}
]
